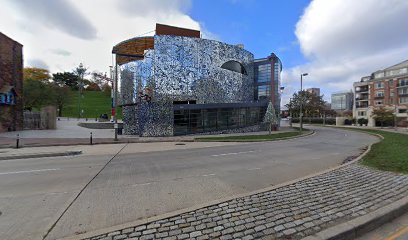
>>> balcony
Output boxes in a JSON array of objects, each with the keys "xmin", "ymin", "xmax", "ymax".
[
  {"xmin": 355, "ymin": 96, "xmax": 368, "ymax": 101},
  {"xmin": 374, "ymin": 96, "xmax": 384, "ymax": 99},
  {"xmin": 356, "ymin": 103, "xmax": 369, "ymax": 108},
  {"xmin": 355, "ymin": 87, "xmax": 369, "ymax": 93}
]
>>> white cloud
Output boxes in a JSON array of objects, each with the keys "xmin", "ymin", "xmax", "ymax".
[
  {"xmin": 26, "ymin": 59, "xmax": 49, "ymax": 69},
  {"xmin": 50, "ymin": 49, "xmax": 72, "ymax": 57},
  {"xmin": 117, "ymin": 0, "xmax": 192, "ymax": 17},
  {"xmin": 282, "ymin": 0, "xmax": 408, "ymax": 105},
  {"xmin": 8, "ymin": 0, "xmax": 98, "ymax": 40},
  {"xmin": 0, "ymin": 0, "xmax": 203, "ymax": 74}
]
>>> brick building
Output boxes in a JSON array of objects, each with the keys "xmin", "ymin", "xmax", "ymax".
[
  {"xmin": 0, "ymin": 32, "xmax": 23, "ymax": 132},
  {"xmin": 353, "ymin": 60, "xmax": 408, "ymax": 127}
]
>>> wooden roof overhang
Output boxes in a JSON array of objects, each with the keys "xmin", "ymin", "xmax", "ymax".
[{"xmin": 112, "ymin": 36, "xmax": 154, "ymax": 66}]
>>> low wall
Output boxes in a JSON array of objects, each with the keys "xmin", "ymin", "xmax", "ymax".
[{"xmin": 24, "ymin": 106, "xmax": 56, "ymax": 130}]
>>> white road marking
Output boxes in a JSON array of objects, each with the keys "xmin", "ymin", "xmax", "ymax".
[
  {"xmin": 0, "ymin": 168, "xmax": 60, "ymax": 176},
  {"xmin": 132, "ymin": 182, "xmax": 155, "ymax": 187},
  {"xmin": 211, "ymin": 150, "xmax": 255, "ymax": 157},
  {"xmin": 247, "ymin": 168, "xmax": 261, "ymax": 171},
  {"xmin": 45, "ymin": 191, "xmax": 69, "ymax": 196},
  {"xmin": 202, "ymin": 173, "xmax": 216, "ymax": 177}
]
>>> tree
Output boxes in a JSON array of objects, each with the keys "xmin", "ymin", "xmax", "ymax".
[
  {"xmin": 263, "ymin": 101, "xmax": 279, "ymax": 134},
  {"xmin": 101, "ymin": 83, "xmax": 112, "ymax": 96},
  {"xmin": 53, "ymin": 85, "xmax": 70, "ymax": 116},
  {"xmin": 371, "ymin": 106, "xmax": 394, "ymax": 127},
  {"xmin": 73, "ymin": 63, "xmax": 88, "ymax": 94},
  {"xmin": 86, "ymin": 82, "xmax": 101, "ymax": 91},
  {"xmin": 285, "ymin": 91, "xmax": 329, "ymax": 119},
  {"xmin": 23, "ymin": 67, "xmax": 50, "ymax": 82},
  {"xmin": 53, "ymin": 72, "xmax": 80, "ymax": 90},
  {"xmin": 23, "ymin": 79, "xmax": 56, "ymax": 110}
]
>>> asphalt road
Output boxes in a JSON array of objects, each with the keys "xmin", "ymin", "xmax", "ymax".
[{"xmin": 0, "ymin": 127, "xmax": 378, "ymax": 240}]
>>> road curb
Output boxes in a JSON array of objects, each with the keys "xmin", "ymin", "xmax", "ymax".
[
  {"xmin": 302, "ymin": 196, "xmax": 408, "ymax": 240},
  {"xmin": 0, "ymin": 150, "xmax": 82, "ymax": 160},
  {"xmin": 0, "ymin": 139, "xmax": 196, "ymax": 149},
  {"xmin": 59, "ymin": 129, "xmax": 385, "ymax": 240},
  {"xmin": 194, "ymin": 129, "xmax": 315, "ymax": 142}
]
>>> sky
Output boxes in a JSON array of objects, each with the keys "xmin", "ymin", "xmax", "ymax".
[{"xmin": 1, "ymin": 0, "xmax": 408, "ymax": 105}]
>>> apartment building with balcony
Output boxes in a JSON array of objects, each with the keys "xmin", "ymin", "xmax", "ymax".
[{"xmin": 353, "ymin": 60, "xmax": 408, "ymax": 127}]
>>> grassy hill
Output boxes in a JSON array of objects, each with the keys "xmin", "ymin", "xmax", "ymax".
[{"xmin": 61, "ymin": 90, "xmax": 123, "ymax": 119}]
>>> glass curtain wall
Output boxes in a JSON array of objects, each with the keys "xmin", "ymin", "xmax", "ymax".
[
  {"xmin": 256, "ymin": 64, "xmax": 272, "ymax": 100},
  {"xmin": 174, "ymin": 107, "xmax": 266, "ymax": 135}
]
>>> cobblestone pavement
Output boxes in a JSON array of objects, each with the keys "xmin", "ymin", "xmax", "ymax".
[{"xmin": 79, "ymin": 164, "xmax": 408, "ymax": 240}]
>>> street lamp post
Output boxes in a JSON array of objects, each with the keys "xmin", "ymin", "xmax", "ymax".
[
  {"xmin": 394, "ymin": 104, "xmax": 397, "ymax": 130},
  {"xmin": 280, "ymin": 86, "xmax": 285, "ymax": 129},
  {"xmin": 299, "ymin": 73, "xmax": 308, "ymax": 133},
  {"xmin": 114, "ymin": 63, "xmax": 118, "ymax": 141},
  {"xmin": 289, "ymin": 98, "xmax": 293, "ymax": 127}
]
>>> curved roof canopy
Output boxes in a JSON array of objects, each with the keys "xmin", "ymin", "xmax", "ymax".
[{"xmin": 112, "ymin": 36, "xmax": 154, "ymax": 65}]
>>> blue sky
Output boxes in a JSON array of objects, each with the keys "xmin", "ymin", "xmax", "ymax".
[
  {"xmin": 190, "ymin": 0, "xmax": 309, "ymax": 68},
  {"xmin": 1, "ymin": 0, "xmax": 408, "ymax": 105}
]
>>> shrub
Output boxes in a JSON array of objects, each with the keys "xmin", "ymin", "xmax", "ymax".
[
  {"xmin": 344, "ymin": 119, "xmax": 352, "ymax": 125},
  {"xmin": 357, "ymin": 118, "xmax": 368, "ymax": 126}
]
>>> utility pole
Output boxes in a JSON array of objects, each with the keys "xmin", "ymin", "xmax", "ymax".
[
  {"xmin": 394, "ymin": 104, "xmax": 397, "ymax": 130},
  {"xmin": 114, "ymin": 63, "xmax": 118, "ymax": 141},
  {"xmin": 77, "ymin": 63, "xmax": 84, "ymax": 119}
]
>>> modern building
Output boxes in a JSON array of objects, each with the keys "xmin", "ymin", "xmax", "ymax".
[
  {"xmin": 254, "ymin": 53, "xmax": 282, "ymax": 114},
  {"xmin": 113, "ymin": 24, "xmax": 282, "ymax": 136},
  {"xmin": 0, "ymin": 32, "xmax": 23, "ymax": 132},
  {"xmin": 331, "ymin": 91, "xmax": 353, "ymax": 112},
  {"xmin": 306, "ymin": 88, "xmax": 320, "ymax": 96},
  {"xmin": 353, "ymin": 60, "xmax": 408, "ymax": 127}
]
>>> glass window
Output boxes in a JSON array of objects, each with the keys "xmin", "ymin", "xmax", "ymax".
[
  {"xmin": 256, "ymin": 64, "xmax": 271, "ymax": 83},
  {"xmin": 375, "ymin": 91, "xmax": 384, "ymax": 97},
  {"xmin": 399, "ymin": 88, "xmax": 408, "ymax": 95},
  {"xmin": 374, "ymin": 82, "xmax": 384, "ymax": 89},
  {"xmin": 257, "ymin": 85, "xmax": 270, "ymax": 100},
  {"xmin": 399, "ymin": 78, "xmax": 408, "ymax": 87},
  {"xmin": 400, "ymin": 97, "xmax": 408, "ymax": 104},
  {"xmin": 374, "ymin": 72, "xmax": 384, "ymax": 78},
  {"xmin": 358, "ymin": 111, "xmax": 366, "ymax": 116}
]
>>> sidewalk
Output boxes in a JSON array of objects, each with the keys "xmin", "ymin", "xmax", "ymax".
[
  {"xmin": 332, "ymin": 125, "xmax": 408, "ymax": 135},
  {"xmin": 0, "ymin": 118, "xmax": 295, "ymax": 148},
  {"xmin": 65, "ymin": 161, "xmax": 408, "ymax": 240}
]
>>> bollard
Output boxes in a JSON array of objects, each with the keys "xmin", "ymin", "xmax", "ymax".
[
  {"xmin": 16, "ymin": 134, "xmax": 20, "ymax": 149},
  {"xmin": 90, "ymin": 132, "xmax": 93, "ymax": 145}
]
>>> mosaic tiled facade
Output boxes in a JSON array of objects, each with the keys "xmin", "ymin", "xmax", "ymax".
[{"xmin": 120, "ymin": 35, "xmax": 255, "ymax": 136}]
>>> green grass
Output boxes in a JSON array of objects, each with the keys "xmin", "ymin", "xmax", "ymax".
[
  {"xmin": 340, "ymin": 128, "xmax": 408, "ymax": 174},
  {"xmin": 195, "ymin": 130, "xmax": 308, "ymax": 142},
  {"xmin": 61, "ymin": 91, "xmax": 123, "ymax": 119}
]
